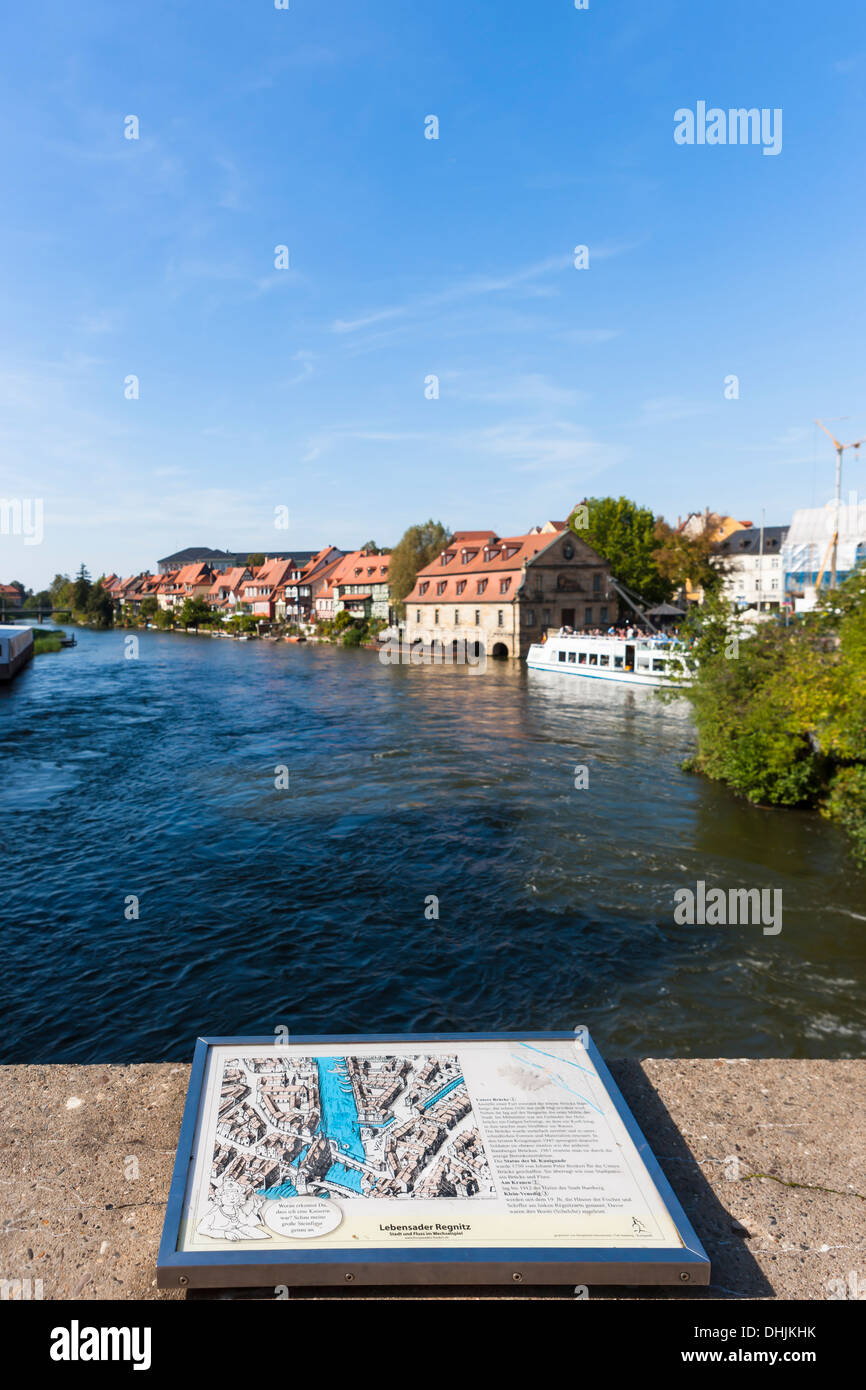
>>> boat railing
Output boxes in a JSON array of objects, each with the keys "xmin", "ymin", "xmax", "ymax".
[{"xmin": 539, "ymin": 629, "xmax": 681, "ymax": 646}]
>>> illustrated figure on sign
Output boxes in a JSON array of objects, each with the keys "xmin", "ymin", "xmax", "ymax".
[
  {"xmin": 631, "ymin": 1216, "xmax": 649, "ymax": 1235},
  {"xmin": 197, "ymin": 1177, "xmax": 270, "ymax": 1241}
]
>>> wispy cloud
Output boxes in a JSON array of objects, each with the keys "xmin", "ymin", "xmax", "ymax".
[
  {"xmin": 635, "ymin": 396, "xmax": 710, "ymax": 427},
  {"xmin": 331, "ymin": 254, "xmax": 573, "ymax": 335},
  {"xmin": 450, "ymin": 372, "xmax": 588, "ymax": 408}
]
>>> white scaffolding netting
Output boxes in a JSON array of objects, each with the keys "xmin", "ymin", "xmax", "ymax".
[{"xmin": 782, "ymin": 501, "xmax": 866, "ymax": 582}]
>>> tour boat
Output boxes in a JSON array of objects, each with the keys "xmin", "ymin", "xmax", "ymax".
[{"xmin": 526, "ymin": 631, "xmax": 691, "ymax": 687}]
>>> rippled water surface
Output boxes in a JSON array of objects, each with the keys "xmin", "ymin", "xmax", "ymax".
[{"xmin": 3, "ymin": 630, "xmax": 864, "ymax": 1061}]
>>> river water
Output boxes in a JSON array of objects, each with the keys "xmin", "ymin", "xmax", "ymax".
[{"xmin": 3, "ymin": 629, "xmax": 864, "ymax": 1062}]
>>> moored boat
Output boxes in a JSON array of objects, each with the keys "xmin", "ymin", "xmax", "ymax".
[{"xmin": 526, "ymin": 631, "xmax": 690, "ymax": 687}]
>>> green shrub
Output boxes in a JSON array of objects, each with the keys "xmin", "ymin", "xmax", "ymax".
[
  {"xmin": 824, "ymin": 765, "xmax": 866, "ymax": 867},
  {"xmin": 682, "ymin": 571, "xmax": 866, "ymax": 862}
]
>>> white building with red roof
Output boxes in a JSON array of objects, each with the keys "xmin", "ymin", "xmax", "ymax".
[
  {"xmin": 332, "ymin": 550, "xmax": 392, "ymax": 622},
  {"xmin": 402, "ymin": 521, "xmax": 610, "ymax": 660},
  {"xmin": 206, "ymin": 566, "xmax": 251, "ymax": 614},
  {"xmin": 237, "ymin": 559, "xmax": 295, "ymax": 618},
  {"xmin": 279, "ymin": 546, "xmax": 345, "ymax": 623}
]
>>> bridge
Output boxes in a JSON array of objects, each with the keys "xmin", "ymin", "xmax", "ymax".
[{"xmin": 0, "ymin": 608, "xmax": 73, "ymax": 622}]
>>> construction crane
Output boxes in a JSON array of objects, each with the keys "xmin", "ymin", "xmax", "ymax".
[{"xmin": 815, "ymin": 418, "xmax": 864, "ymax": 588}]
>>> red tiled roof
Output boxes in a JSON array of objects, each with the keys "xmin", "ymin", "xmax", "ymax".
[
  {"xmin": 331, "ymin": 550, "xmax": 390, "ymax": 588},
  {"xmin": 250, "ymin": 559, "xmax": 293, "ymax": 588},
  {"xmin": 207, "ymin": 567, "xmax": 248, "ymax": 597},
  {"xmin": 175, "ymin": 563, "xmax": 212, "ymax": 585},
  {"xmin": 404, "ymin": 528, "xmax": 578, "ymax": 605}
]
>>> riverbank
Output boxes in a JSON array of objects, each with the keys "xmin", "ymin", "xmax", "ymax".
[{"xmin": 2, "ymin": 1059, "xmax": 861, "ymax": 1300}]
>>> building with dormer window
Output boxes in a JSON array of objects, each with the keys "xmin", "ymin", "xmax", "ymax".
[{"xmin": 402, "ymin": 521, "xmax": 611, "ymax": 660}]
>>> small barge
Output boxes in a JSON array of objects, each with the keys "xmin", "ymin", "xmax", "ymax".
[{"xmin": 0, "ymin": 625, "xmax": 35, "ymax": 681}]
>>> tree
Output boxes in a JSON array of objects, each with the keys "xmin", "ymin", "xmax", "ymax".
[
  {"xmin": 49, "ymin": 574, "xmax": 71, "ymax": 607},
  {"xmin": 139, "ymin": 596, "xmax": 158, "ymax": 620},
  {"xmin": 681, "ymin": 570, "xmax": 866, "ymax": 864},
  {"xmin": 360, "ymin": 540, "xmax": 382, "ymax": 554},
  {"xmin": 652, "ymin": 513, "xmax": 726, "ymax": 596},
  {"xmin": 388, "ymin": 519, "xmax": 452, "ymax": 617},
  {"xmin": 71, "ymin": 564, "xmax": 92, "ymax": 612},
  {"xmin": 86, "ymin": 582, "xmax": 115, "ymax": 628},
  {"xmin": 247, "ymin": 553, "xmax": 266, "ymax": 569},
  {"xmin": 179, "ymin": 597, "xmax": 213, "ymax": 629},
  {"xmin": 331, "ymin": 609, "xmax": 355, "ymax": 633},
  {"xmin": 568, "ymin": 497, "xmax": 673, "ymax": 606}
]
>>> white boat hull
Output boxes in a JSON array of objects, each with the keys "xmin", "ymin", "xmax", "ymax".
[{"xmin": 526, "ymin": 635, "xmax": 690, "ymax": 688}]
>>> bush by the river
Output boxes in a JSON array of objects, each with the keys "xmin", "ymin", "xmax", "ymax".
[
  {"xmin": 32, "ymin": 627, "xmax": 65, "ymax": 654},
  {"xmin": 681, "ymin": 570, "xmax": 866, "ymax": 865}
]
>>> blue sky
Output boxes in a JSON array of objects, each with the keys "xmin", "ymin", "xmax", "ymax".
[{"xmin": 1, "ymin": 0, "xmax": 864, "ymax": 587}]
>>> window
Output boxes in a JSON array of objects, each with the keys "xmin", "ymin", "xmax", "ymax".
[
  {"xmin": 525, "ymin": 609, "xmax": 535, "ymax": 626},
  {"xmin": 589, "ymin": 652, "xmax": 598, "ymax": 665},
  {"xmin": 477, "ymin": 578, "xmax": 487, "ymax": 595},
  {"xmin": 434, "ymin": 609, "xmax": 439, "ymax": 625},
  {"xmin": 456, "ymin": 581, "xmax": 466, "ymax": 595},
  {"xmin": 454, "ymin": 610, "xmax": 459, "ymax": 625},
  {"xmin": 535, "ymin": 577, "xmax": 543, "ymax": 594},
  {"xmin": 599, "ymin": 654, "xmax": 609, "ymax": 666},
  {"xmin": 497, "ymin": 610, "xmax": 504, "ymax": 627},
  {"xmin": 474, "ymin": 609, "xmax": 480, "ymax": 625},
  {"xmin": 416, "ymin": 610, "xmax": 421, "ymax": 623},
  {"xmin": 585, "ymin": 607, "xmax": 593, "ymax": 625},
  {"xmin": 600, "ymin": 606, "xmax": 608, "ymax": 623},
  {"xmin": 500, "ymin": 577, "xmax": 511, "ymax": 594},
  {"xmin": 559, "ymin": 651, "xmax": 567, "ymax": 662},
  {"xmin": 593, "ymin": 573, "xmax": 601, "ymax": 593},
  {"xmin": 614, "ymin": 656, "xmax": 623, "ymax": 669},
  {"xmin": 652, "ymin": 659, "xmax": 667, "ymax": 672},
  {"xmin": 419, "ymin": 582, "xmax": 429, "ymax": 595},
  {"xmin": 578, "ymin": 651, "xmax": 587, "ymax": 664},
  {"xmin": 542, "ymin": 608, "xmax": 551, "ymax": 626},
  {"xmin": 568, "ymin": 651, "xmax": 576, "ymax": 663},
  {"xmin": 637, "ymin": 657, "xmax": 650, "ymax": 669}
]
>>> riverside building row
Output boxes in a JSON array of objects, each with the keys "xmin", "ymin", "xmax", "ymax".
[{"xmin": 102, "ymin": 547, "xmax": 393, "ymax": 625}]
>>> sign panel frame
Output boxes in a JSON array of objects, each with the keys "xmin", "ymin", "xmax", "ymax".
[{"xmin": 157, "ymin": 1032, "xmax": 710, "ymax": 1289}]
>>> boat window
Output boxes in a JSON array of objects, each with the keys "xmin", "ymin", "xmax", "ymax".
[
  {"xmin": 614, "ymin": 656, "xmax": 623, "ymax": 669},
  {"xmin": 599, "ymin": 654, "xmax": 609, "ymax": 666},
  {"xmin": 652, "ymin": 659, "xmax": 666, "ymax": 672},
  {"xmin": 568, "ymin": 651, "xmax": 576, "ymax": 663},
  {"xmin": 637, "ymin": 657, "xmax": 650, "ymax": 669},
  {"xmin": 578, "ymin": 652, "xmax": 587, "ymax": 665},
  {"xmin": 558, "ymin": 651, "xmax": 567, "ymax": 662},
  {"xmin": 588, "ymin": 652, "xmax": 598, "ymax": 666}
]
